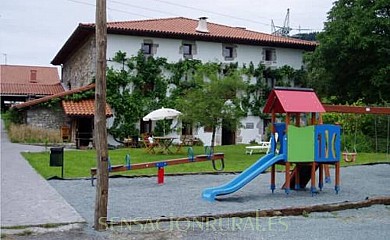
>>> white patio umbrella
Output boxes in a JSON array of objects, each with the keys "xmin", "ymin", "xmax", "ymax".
[
  {"xmin": 143, "ymin": 107, "xmax": 182, "ymax": 135},
  {"xmin": 143, "ymin": 107, "xmax": 182, "ymax": 121}
]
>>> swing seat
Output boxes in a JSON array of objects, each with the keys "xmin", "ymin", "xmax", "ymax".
[{"xmin": 342, "ymin": 152, "xmax": 357, "ymax": 163}]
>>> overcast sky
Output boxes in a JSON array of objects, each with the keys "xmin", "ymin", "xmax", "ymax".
[{"xmin": 0, "ymin": 0, "xmax": 335, "ymax": 67}]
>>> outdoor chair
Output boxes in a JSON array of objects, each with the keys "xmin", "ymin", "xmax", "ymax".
[
  {"xmin": 124, "ymin": 136, "xmax": 139, "ymax": 148},
  {"xmin": 175, "ymin": 135, "xmax": 187, "ymax": 153},
  {"xmin": 142, "ymin": 134, "xmax": 159, "ymax": 154},
  {"xmin": 181, "ymin": 135, "xmax": 199, "ymax": 146}
]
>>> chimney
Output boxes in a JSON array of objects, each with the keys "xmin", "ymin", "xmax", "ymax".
[
  {"xmin": 30, "ymin": 70, "xmax": 37, "ymax": 83},
  {"xmin": 196, "ymin": 17, "xmax": 209, "ymax": 33}
]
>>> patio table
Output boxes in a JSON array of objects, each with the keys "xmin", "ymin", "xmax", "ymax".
[{"xmin": 154, "ymin": 137, "xmax": 177, "ymax": 154}]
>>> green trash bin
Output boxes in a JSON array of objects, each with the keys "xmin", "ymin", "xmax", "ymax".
[{"xmin": 50, "ymin": 147, "xmax": 64, "ymax": 167}]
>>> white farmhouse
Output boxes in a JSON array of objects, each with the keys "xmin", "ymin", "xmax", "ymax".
[{"xmin": 51, "ymin": 17, "xmax": 316, "ymax": 146}]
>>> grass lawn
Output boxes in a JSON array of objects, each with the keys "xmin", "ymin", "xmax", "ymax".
[{"xmin": 22, "ymin": 145, "xmax": 390, "ymax": 179}]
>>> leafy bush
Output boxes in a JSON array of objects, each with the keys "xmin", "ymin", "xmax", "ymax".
[
  {"xmin": 341, "ymin": 133, "xmax": 374, "ymax": 153},
  {"xmin": 323, "ymin": 113, "xmax": 389, "ymax": 153},
  {"xmin": 322, "ymin": 100, "xmax": 390, "ymax": 153},
  {"xmin": 1, "ymin": 109, "xmax": 23, "ymax": 130},
  {"xmin": 1, "ymin": 112, "xmax": 11, "ymax": 129}
]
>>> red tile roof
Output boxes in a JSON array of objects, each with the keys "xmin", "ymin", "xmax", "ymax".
[
  {"xmin": 62, "ymin": 99, "xmax": 113, "ymax": 117},
  {"xmin": 105, "ymin": 17, "xmax": 315, "ymax": 46},
  {"xmin": 263, "ymin": 88, "xmax": 325, "ymax": 113},
  {"xmin": 0, "ymin": 83, "xmax": 64, "ymax": 96},
  {"xmin": 0, "ymin": 65, "xmax": 60, "ymax": 85},
  {"xmin": 52, "ymin": 17, "xmax": 317, "ymax": 65},
  {"xmin": 13, "ymin": 83, "xmax": 113, "ymax": 117},
  {"xmin": 0, "ymin": 64, "xmax": 63, "ymax": 96}
]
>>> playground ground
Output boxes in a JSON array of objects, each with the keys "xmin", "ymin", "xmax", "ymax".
[
  {"xmin": 1, "ymin": 117, "xmax": 389, "ymax": 239},
  {"xmin": 7, "ymin": 163, "xmax": 389, "ymax": 240},
  {"xmin": 49, "ymin": 164, "xmax": 390, "ymax": 222}
]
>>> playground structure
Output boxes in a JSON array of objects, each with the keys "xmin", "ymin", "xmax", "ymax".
[
  {"xmin": 88, "ymin": 87, "xmax": 389, "ymax": 202},
  {"xmin": 90, "ymin": 147, "xmax": 224, "ymax": 186},
  {"xmin": 202, "ymin": 87, "xmax": 342, "ymax": 201}
]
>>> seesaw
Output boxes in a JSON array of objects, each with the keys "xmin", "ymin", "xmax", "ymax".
[{"xmin": 90, "ymin": 147, "xmax": 225, "ymax": 186}]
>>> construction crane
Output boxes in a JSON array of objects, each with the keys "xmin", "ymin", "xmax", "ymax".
[
  {"xmin": 271, "ymin": 8, "xmax": 291, "ymax": 37},
  {"xmin": 272, "ymin": 9, "xmax": 316, "ymax": 37}
]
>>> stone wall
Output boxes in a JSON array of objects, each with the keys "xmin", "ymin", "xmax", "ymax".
[
  {"xmin": 62, "ymin": 35, "xmax": 96, "ymax": 89},
  {"xmin": 26, "ymin": 105, "xmax": 71, "ymax": 130}
]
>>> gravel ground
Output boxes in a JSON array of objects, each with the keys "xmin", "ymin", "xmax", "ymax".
[
  {"xmin": 5, "ymin": 164, "xmax": 388, "ymax": 239},
  {"xmin": 6, "ymin": 205, "xmax": 389, "ymax": 240},
  {"xmin": 49, "ymin": 164, "xmax": 390, "ymax": 223}
]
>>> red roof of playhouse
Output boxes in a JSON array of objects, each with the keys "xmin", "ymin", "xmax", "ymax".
[{"xmin": 263, "ymin": 88, "xmax": 325, "ymax": 113}]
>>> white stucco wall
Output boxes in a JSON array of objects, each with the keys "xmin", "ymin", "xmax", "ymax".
[
  {"xmin": 276, "ymin": 48, "xmax": 305, "ymax": 69},
  {"xmin": 105, "ymin": 34, "xmax": 306, "ymax": 145},
  {"xmin": 237, "ymin": 116, "xmax": 265, "ymax": 144},
  {"xmin": 107, "ymin": 35, "xmax": 305, "ymax": 69}
]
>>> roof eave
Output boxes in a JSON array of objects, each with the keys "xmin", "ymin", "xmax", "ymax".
[
  {"xmin": 51, "ymin": 21, "xmax": 316, "ymax": 65},
  {"xmin": 51, "ymin": 24, "xmax": 95, "ymax": 65},
  {"xmin": 12, "ymin": 83, "xmax": 95, "ymax": 110},
  {"xmin": 66, "ymin": 113, "xmax": 113, "ymax": 118},
  {"xmin": 0, "ymin": 93, "xmax": 49, "ymax": 97},
  {"xmin": 107, "ymin": 28, "xmax": 316, "ymax": 50}
]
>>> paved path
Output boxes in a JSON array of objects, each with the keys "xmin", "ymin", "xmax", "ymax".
[{"xmin": 0, "ymin": 120, "xmax": 84, "ymax": 227}]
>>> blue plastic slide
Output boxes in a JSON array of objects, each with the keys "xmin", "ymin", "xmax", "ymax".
[{"xmin": 202, "ymin": 153, "xmax": 286, "ymax": 201}]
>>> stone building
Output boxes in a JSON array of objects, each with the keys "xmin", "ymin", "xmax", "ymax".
[
  {"xmin": 13, "ymin": 84, "xmax": 113, "ymax": 148},
  {"xmin": 51, "ymin": 17, "xmax": 317, "ymax": 145},
  {"xmin": 0, "ymin": 64, "xmax": 64, "ymax": 111}
]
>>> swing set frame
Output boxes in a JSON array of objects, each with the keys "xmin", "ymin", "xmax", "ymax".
[{"xmin": 323, "ymin": 104, "xmax": 390, "ymax": 163}]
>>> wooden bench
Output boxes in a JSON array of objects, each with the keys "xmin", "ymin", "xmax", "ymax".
[{"xmin": 245, "ymin": 145, "xmax": 269, "ymax": 155}]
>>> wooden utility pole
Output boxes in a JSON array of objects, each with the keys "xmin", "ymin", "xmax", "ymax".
[{"xmin": 94, "ymin": 0, "xmax": 109, "ymax": 231}]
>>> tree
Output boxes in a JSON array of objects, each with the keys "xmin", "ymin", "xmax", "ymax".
[
  {"xmin": 291, "ymin": 32, "xmax": 319, "ymax": 41},
  {"xmin": 106, "ymin": 51, "xmax": 169, "ymax": 139},
  {"xmin": 106, "ymin": 51, "xmax": 310, "ymax": 142},
  {"xmin": 176, "ymin": 63, "xmax": 247, "ymax": 149},
  {"xmin": 307, "ymin": 0, "xmax": 390, "ymax": 104}
]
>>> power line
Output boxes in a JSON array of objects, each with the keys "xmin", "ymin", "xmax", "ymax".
[
  {"xmin": 152, "ymin": 0, "xmax": 323, "ymax": 31},
  {"xmin": 110, "ymin": 0, "xmax": 177, "ymax": 17},
  {"xmin": 67, "ymin": 0, "xmax": 323, "ymax": 32},
  {"xmin": 67, "ymin": 0, "xmax": 271, "ymax": 27},
  {"xmin": 67, "ymin": 0, "xmax": 152, "ymax": 18},
  {"xmin": 152, "ymin": 0, "xmax": 271, "ymax": 27},
  {"xmin": 67, "ymin": 0, "xmax": 95, "ymax": 7}
]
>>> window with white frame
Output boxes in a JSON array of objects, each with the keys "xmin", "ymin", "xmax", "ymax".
[
  {"xmin": 183, "ymin": 44, "xmax": 192, "ymax": 56},
  {"xmin": 224, "ymin": 47, "xmax": 233, "ymax": 58},
  {"xmin": 262, "ymin": 48, "xmax": 277, "ymax": 63},
  {"xmin": 142, "ymin": 43, "xmax": 152, "ymax": 55},
  {"xmin": 180, "ymin": 41, "xmax": 197, "ymax": 59},
  {"xmin": 222, "ymin": 44, "xmax": 237, "ymax": 61},
  {"xmin": 141, "ymin": 40, "xmax": 158, "ymax": 56},
  {"xmin": 245, "ymin": 122, "xmax": 254, "ymax": 129}
]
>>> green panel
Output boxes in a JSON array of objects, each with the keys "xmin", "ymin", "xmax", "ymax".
[{"xmin": 287, "ymin": 125, "xmax": 315, "ymax": 162}]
